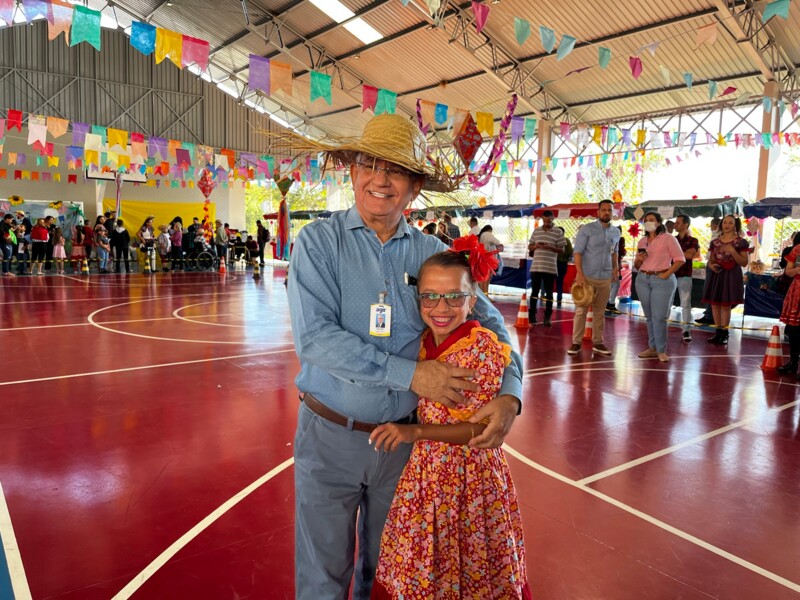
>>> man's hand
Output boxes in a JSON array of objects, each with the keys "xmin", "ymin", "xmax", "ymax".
[
  {"xmin": 467, "ymin": 394, "xmax": 520, "ymax": 448},
  {"xmin": 574, "ymin": 272, "xmax": 586, "ymax": 286},
  {"xmin": 369, "ymin": 424, "xmax": 417, "ymax": 452},
  {"xmin": 410, "ymin": 360, "xmax": 478, "ymax": 408}
]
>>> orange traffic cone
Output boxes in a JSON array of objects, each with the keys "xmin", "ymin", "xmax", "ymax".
[
  {"xmin": 514, "ymin": 293, "xmax": 531, "ymax": 329},
  {"xmin": 761, "ymin": 325, "xmax": 784, "ymax": 372},
  {"xmin": 218, "ymin": 259, "xmax": 226, "ymax": 275},
  {"xmin": 583, "ymin": 307, "xmax": 594, "ymax": 341}
]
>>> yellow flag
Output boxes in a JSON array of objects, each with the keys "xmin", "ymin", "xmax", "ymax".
[
  {"xmin": 86, "ymin": 150, "xmax": 99, "ymax": 166},
  {"xmin": 156, "ymin": 29, "xmax": 183, "ymax": 68},
  {"xmin": 108, "ymin": 128, "xmax": 129, "ymax": 150},
  {"xmin": 476, "ymin": 112, "xmax": 493, "ymax": 137},
  {"xmin": 54, "ymin": 173, "xmax": 61, "ymax": 182},
  {"xmin": 592, "ymin": 125, "xmax": 602, "ymax": 145},
  {"xmin": 635, "ymin": 129, "xmax": 646, "ymax": 147},
  {"xmin": 48, "ymin": 156, "xmax": 60, "ymax": 168},
  {"xmin": 118, "ymin": 155, "xmax": 131, "ymax": 170},
  {"xmin": 716, "ymin": 133, "xmax": 726, "ymax": 146}
]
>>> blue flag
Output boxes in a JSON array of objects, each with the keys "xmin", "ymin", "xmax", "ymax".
[{"xmin": 131, "ymin": 21, "xmax": 156, "ymax": 56}]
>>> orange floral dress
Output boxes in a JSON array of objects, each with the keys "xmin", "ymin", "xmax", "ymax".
[{"xmin": 372, "ymin": 320, "xmax": 532, "ymax": 599}]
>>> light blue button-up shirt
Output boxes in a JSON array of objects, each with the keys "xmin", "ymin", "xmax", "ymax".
[
  {"xmin": 573, "ymin": 219, "xmax": 620, "ymax": 280},
  {"xmin": 287, "ymin": 207, "xmax": 523, "ymax": 424}
]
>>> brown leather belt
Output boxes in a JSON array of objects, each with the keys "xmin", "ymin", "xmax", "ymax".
[
  {"xmin": 640, "ymin": 269, "xmax": 668, "ymax": 275},
  {"xmin": 301, "ymin": 393, "xmax": 414, "ymax": 433}
]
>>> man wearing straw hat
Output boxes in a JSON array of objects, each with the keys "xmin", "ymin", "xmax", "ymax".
[
  {"xmin": 287, "ymin": 114, "xmax": 523, "ymax": 599},
  {"xmin": 567, "ymin": 199, "xmax": 620, "ymax": 356}
]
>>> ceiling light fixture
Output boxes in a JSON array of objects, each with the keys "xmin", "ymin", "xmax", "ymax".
[{"xmin": 308, "ymin": 0, "xmax": 383, "ymax": 45}]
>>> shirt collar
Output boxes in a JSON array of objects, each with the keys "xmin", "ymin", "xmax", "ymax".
[{"xmin": 345, "ymin": 207, "xmax": 411, "ymax": 240}]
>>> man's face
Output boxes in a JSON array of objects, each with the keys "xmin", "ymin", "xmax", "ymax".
[
  {"xmin": 597, "ymin": 203, "xmax": 613, "ymax": 223},
  {"xmin": 675, "ymin": 217, "xmax": 688, "ymax": 234},
  {"xmin": 350, "ymin": 156, "xmax": 422, "ymax": 226},
  {"xmin": 541, "ymin": 216, "xmax": 553, "ymax": 230}
]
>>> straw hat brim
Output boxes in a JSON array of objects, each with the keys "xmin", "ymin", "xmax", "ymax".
[{"xmin": 571, "ymin": 282, "xmax": 596, "ymax": 307}]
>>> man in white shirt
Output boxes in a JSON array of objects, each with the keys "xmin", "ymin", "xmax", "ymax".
[
  {"xmin": 468, "ymin": 217, "xmax": 480, "ymax": 236},
  {"xmin": 528, "ymin": 210, "xmax": 565, "ymax": 326}
]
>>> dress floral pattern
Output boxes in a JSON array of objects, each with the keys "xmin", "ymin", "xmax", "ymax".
[
  {"xmin": 780, "ymin": 245, "xmax": 800, "ymax": 326},
  {"xmin": 372, "ymin": 321, "xmax": 531, "ymax": 600}
]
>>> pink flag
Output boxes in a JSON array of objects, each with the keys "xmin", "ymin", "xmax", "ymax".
[
  {"xmin": 471, "ymin": 2, "xmax": 489, "ymax": 34},
  {"xmin": 629, "ymin": 57, "xmax": 643, "ymax": 79},
  {"xmin": 182, "ymin": 36, "xmax": 209, "ymax": 71},
  {"xmin": 559, "ymin": 121, "xmax": 570, "ymax": 138},
  {"xmin": 720, "ymin": 86, "xmax": 737, "ymax": 97},
  {"xmin": 362, "ymin": 85, "xmax": 378, "ymax": 112}
]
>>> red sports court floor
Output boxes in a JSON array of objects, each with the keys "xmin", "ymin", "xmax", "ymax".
[{"xmin": 0, "ymin": 269, "xmax": 798, "ymax": 599}]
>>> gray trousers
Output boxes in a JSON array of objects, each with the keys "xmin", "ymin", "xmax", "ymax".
[{"xmin": 294, "ymin": 402, "xmax": 412, "ymax": 600}]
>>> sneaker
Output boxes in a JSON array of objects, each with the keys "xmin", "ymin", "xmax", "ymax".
[
  {"xmin": 658, "ymin": 353, "xmax": 670, "ymax": 362},
  {"xmin": 592, "ymin": 344, "xmax": 612, "ymax": 356},
  {"xmin": 682, "ymin": 331, "xmax": 692, "ymax": 343},
  {"xmin": 638, "ymin": 348, "xmax": 658, "ymax": 359},
  {"xmin": 567, "ymin": 344, "xmax": 582, "ymax": 355}
]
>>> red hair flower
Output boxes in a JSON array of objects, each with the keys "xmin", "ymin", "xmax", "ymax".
[{"xmin": 451, "ymin": 234, "xmax": 499, "ymax": 283}]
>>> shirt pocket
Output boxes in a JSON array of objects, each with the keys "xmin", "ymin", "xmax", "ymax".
[{"xmin": 397, "ymin": 282, "xmax": 426, "ymax": 335}]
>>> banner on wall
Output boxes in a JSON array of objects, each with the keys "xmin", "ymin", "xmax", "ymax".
[{"xmin": 101, "ymin": 198, "xmax": 216, "ymax": 230}]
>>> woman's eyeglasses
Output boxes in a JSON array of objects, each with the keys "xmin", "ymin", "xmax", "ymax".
[
  {"xmin": 417, "ymin": 292, "xmax": 474, "ymax": 308},
  {"xmin": 356, "ymin": 161, "xmax": 412, "ymax": 180}
]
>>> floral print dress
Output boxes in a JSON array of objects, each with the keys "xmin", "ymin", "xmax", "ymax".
[{"xmin": 372, "ymin": 320, "xmax": 531, "ymax": 600}]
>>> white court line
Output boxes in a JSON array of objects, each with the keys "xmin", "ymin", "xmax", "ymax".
[
  {"xmin": 110, "ymin": 457, "xmax": 294, "ymax": 600},
  {"xmin": 0, "ymin": 314, "xmax": 236, "ymax": 333},
  {"xmin": 0, "ymin": 482, "xmax": 32, "ymax": 600},
  {"xmin": 0, "ymin": 288, "xmax": 265, "ymax": 305},
  {"xmin": 0, "ymin": 348, "xmax": 294, "ymax": 387},
  {"xmin": 173, "ymin": 303, "xmax": 247, "ymax": 328},
  {"xmin": 503, "ymin": 444, "xmax": 800, "ymax": 594}
]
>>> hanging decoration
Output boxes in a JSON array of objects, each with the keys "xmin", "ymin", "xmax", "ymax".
[
  {"xmin": 197, "ymin": 168, "xmax": 216, "ymax": 240},
  {"xmin": 9, "ymin": 195, "xmax": 23, "ymax": 206},
  {"xmin": 70, "ymin": 6, "xmax": 102, "ymax": 51},
  {"xmin": 466, "ymin": 93, "xmax": 518, "ymax": 189},
  {"xmin": 762, "ymin": 0, "xmax": 791, "ymax": 21},
  {"xmin": 471, "ymin": 2, "xmax": 489, "ymax": 34},
  {"xmin": 275, "ymin": 177, "xmax": 292, "ymax": 261},
  {"xmin": 514, "ymin": 17, "xmax": 531, "ymax": 45}
]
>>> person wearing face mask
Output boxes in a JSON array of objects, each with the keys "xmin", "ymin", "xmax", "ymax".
[{"xmin": 634, "ymin": 212, "xmax": 685, "ymax": 362}]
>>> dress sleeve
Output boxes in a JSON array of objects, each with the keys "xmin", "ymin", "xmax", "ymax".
[
  {"xmin": 787, "ymin": 245, "xmax": 800, "ymax": 264},
  {"xmin": 735, "ymin": 237, "xmax": 751, "ymax": 252}
]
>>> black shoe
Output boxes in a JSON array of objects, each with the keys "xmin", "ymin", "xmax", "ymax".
[
  {"xmin": 695, "ymin": 316, "xmax": 714, "ymax": 325},
  {"xmin": 777, "ymin": 361, "xmax": 798, "ymax": 375},
  {"xmin": 708, "ymin": 329, "xmax": 729, "ymax": 345},
  {"xmin": 544, "ymin": 319, "xmax": 552, "ymax": 327},
  {"xmin": 529, "ymin": 314, "xmax": 537, "ymax": 324}
]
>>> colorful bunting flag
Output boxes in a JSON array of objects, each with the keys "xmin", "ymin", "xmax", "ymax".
[
  {"xmin": 362, "ymin": 85, "xmax": 378, "ymax": 112},
  {"xmin": 48, "ymin": 0, "xmax": 73, "ymax": 43},
  {"xmin": 629, "ymin": 56, "xmax": 643, "ymax": 79},
  {"xmin": 270, "ymin": 61, "xmax": 293, "ymax": 96},
  {"xmin": 249, "ymin": 55, "xmax": 270, "ymax": 94},
  {"xmin": 695, "ymin": 23, "xmax": 717, "ymax": 48},
  {"xmin": 511, "ymin": 117, "xmax": 524, "ymax": 143},
  {"xmin": 683, "ymin": 72, "xmax": 693, "ymax": 89},
  {"xmin": 156, "ymin": 29, "xmax": 183, "ymax": 68},
  {"xmin": 514, "ymin": 17, "xmax": 531, "ymax": 46},
  {"xmin": 375, "ymin": 89, "xmax": 397, "ymax": 115},
  {"xmin": 0, "ymin": 0, "xmax": 14, "ymax": 26},
  {"xmin": 182, "ymin": 36, "xmax": 210, "ymax": 71},
  {"xmin": 419, "ymin": 100, "xmax": 436, "ymax": 127},
  {"xmin": 471, "ymin": 2, "xmax": 489, "ymax": 34},
  {"xmin": 639, "ymin": 42, "xmax": 659, "ymax": 57},
  {"xmin": 108, "ymin": 128, "xmax": 129, "ymax": 150},
  {"xmin": 25, "ymin": 0, "xmax": 49, "ymax": 22},
  {"xmin": 763, "ymin": 97, "xmax": 772, "ymax": 112},
  {"xmin": 598, "ymin": 47, "xmax": 611, "ymax": 69},
  {"xmin": 539, "ymin": 26, "xmax": 556, "ymax": 53},
  {"xmin": 435, "ymin": 103, "xmax": 448, "ymax": 125},
  {"xmin": 310, "ymin": 71, "xmax": 332, "ymax": 105},
  {"xmin": 720, "ymin": 86, "xmax": 737, "ymax": 97},
  {"xmin": 524, "ymin": 118, "xmax": 536, "ymax": 141},
  {"xmin": 7, "ymin": 110, "xmax": 22, "ymax": 132},
  {"xmin": 708, "ymin": 80, "xmax": 718, "ymax": 99},
  {"xmin": 475, "ymin": 112, "xmax": 493, "ymax": 137},
  {"xmin": 424, "ymin": 0, "xmax": 440, "ymax": 15},
  {"xmin": 46, "ymin": 117, "xmax": 69, "ymax": 139},
  {"xmin": 131, "ymin": 21, "xmax": 156, "ymax": 55},
  {"xmin": 71, "ymin": 6, "xmax": 102, "ymax": 51},
  {"xmin": 762, "ymin": 0, "xmax": 790, "ymax": 21},
  {"xmin": 556, "ymin": 35, "xmax": 577, "ymax": 61}
]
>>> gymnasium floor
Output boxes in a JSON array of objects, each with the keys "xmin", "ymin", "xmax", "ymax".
[{"xmin": 0, "ymin": 267, "xmax": 798, "ymax": 599}]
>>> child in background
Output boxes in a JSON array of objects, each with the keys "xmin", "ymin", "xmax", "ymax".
[
  {"xmin": 31, "ymin": 218, "xmax": 48, "ymax": 276},
  {"xmin": 157, "ymin": 224, "xmax": 172, "ymax": 272},
  {"xmin": 15, "ymin": 224, "xmax": 30, "ymax": 275},
  {"xmin": 52, "ymin": 227, "xmax": 66, "ymax": 275},
  {"xmin": 95, "ymin": 226, "xmax": 111, "ymax": 273},
  {"xmin": 70, "ymin": 225, "xmax": 86, "ymax": 273},
  {"xmin": 369, "ymin": 236, "xmax": 531, "ymax": 600},
  {"xmin": 110, "ymin": 219, "xmax": 131, "ymax": 273}
]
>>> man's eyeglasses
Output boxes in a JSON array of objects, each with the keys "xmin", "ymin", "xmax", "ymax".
[
  {"xmin": 356, "ymin": 161, "xmax": 412, "ymax": 180},
  {"xmin": 417, "ymin": 292, "xmax": 474, "ymax": 308}
]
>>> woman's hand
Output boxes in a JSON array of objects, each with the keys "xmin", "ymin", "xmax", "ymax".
[
  {"xmin": 710, "ymin": 263, "xmax": 723, "ymax": 273},
  {"xmin": 369, "ymin": 424, "xmax": 418, "ymax": 452}
]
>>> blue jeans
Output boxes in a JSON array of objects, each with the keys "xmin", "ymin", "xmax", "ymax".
[
  {"xmin": 636, "ymin": 273, "xmax": 677, "ymax": 353},
  {"xmin": 676, "ymin": 276, "xmax": 693, "ymax": 333},
  {"xmin": 1, "ymin": 243, "xmax": 11, "ymax": 274},
  {"xmin": 97, "ymin": 248, "xmax": 109, "ymax": 270},
  {"xmin": 294, "ymin": 402, "xmax": 412, "ymax": 599}
]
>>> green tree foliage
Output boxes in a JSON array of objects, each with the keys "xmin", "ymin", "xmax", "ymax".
[
  {"xmin": 570, "ymin": 152, "xmax": 664, "ymax": 204},
  {"xmin": 244, "ymin": 184, "xmax": 329, "ymax": 233}
]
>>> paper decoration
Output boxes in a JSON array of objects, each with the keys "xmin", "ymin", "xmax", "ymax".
[
  {"xmin": 270, "ymin": 61, "xmax": 293, "ymax": 96},
  {"xmin": 514, "ymin": 17, "xmax": 531, "ymax": 45},
  {"xmin": 524, "ymin": 118, "xmax": 536, "ymax": 141},
  {"xmin": 708, "ymin": 80, "xmax": 718, "ymax": 99},
  {"xmin": 763, "ymin": 97, "xmax": 772, "ymax": 112},
  {"xmin": 659, "ymin": 65, "xmax": 670, "ymax": 86},
  {"xmin": 249, "ymin": 55, "xmax": 270, "ymax": 94},
  {"xmin": 71, "ymin": 6, "xmax": 102, "ymax": 51},
  {"xmin": 762, "ymin": 0, "xmax": 790, "ymax": 21},
  {"xmin": 25, "ymin": 0, "xmax": 49, "ymax": 22},
  {"xmin": 156, "ymin": 29, "xmax": 183, "ymax": 68},
  {"xmin": 435, "ymin": 103, "xmax": 448, "ymax": 125},
  {"xmin": 48, "ymin": 0, "xmax": 73, "ymax": 43},
  {"xmin": 175, "ymin": 148, "xmax": 191, "ymax": 167},
  {"xmin": 629, "ymin": 56, "xmax": 643, "ymax": 79},
  {"xmin": 108, "ymin": 128, "xmax": 128, "ymax": 150},
  {"xmin": 556, "ymin": 35, "xmax": 577, "ymax": 61},
  {"xmin": 683, "ymin": 72, "xmax": 693, "ymax": 89},
  {"xmin": 720, "ymin": 86, "xmax": 737, "ymax": 97},
  {"xmin": 640, "ymin": 42, "xmax": 659, "ymax": 57},
  {"xmin": 418, "ymin": 100, "xmax": 436, "ymax": 127},
  {"xmin": 7, "ymin": 110, "xmax": 22, "ymax": 132},
  {"xmin": 182, "ymin": 36, "xmax": 210, "ymax": 71},
  {"xmin": 424, "ymin": 0, "xmax": 440, "ymax": 15},
  {"xmin": 476, "ymin": 112, "xmax": 493, "ymax": 137},
  {"xmin": 46, "ymin": 117, "xmax": 69, "ymax": 139},
  {"xmin": 453, "ymin": 113, "xmax": 482, "ymax": 167},
  {"xmin": 539, "ymin": 26, "xmax": 556, "ymax": 53},
  {"xmin": 0, "ymin": 0, "xmax": 14, "ymax": 26},
  {"xmin": 598, "ymin": 47, "xmax": 611, "ymax": 69},
  {"xmin": 0, "ymin": 118, "xmax": 4, "ymax": 139},
  {"xmin": 471, "ymin": 2, "xmax": 489, "ymax": 34},
  {"xmin": 657, "ymin": 206, "xmax": 674, "ymax": 220},
  {"xmin": 375, "ymin": 89, "xmax": 397, "ymax": 115},
  {"xmin": 362, "ymin": 85, "xmax": 378, "ymax": 112},
  {"xmin": 131, "ymin": 22, "xmax": 156, "ymax": 55},
  {"xmin": 27, "ymin": 122, "xmax": 47, "ymax": 146},
  {"xmin": 695, "ymin": 23, "xmax": 717, "ymax": 48},
  {"xmin": 310, "ymin": 71, "xmax": 332, "ymax": 105}
]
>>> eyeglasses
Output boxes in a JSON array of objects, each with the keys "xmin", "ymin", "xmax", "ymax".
[
  {"xmin": 417, "ymin": 292, "xmax": 474, "ymax": 308},
  {"xmin": 356, "ymin": 161, "xmax": 412, "ymax": 180}
]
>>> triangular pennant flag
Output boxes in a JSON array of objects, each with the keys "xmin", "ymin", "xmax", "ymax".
[
  {"xmin": 695, "ymin": 23, "xmax": 717, "ymax": 48},
  {"xmin": 539, "ymin": 26, "xmax": 556, "ymax": 53},
  {"xmin": 249, "ymin": 55, "xmax": 270, "ymax": 94},
  {"xmin": 708, "ymin": 80, "xmax": 718, "ymax": 99},
  {"xmin": 524, "ymin": 118, "xmax": 536, "ymax": 141},
  {"xmin": 419, "ymin": 100, "xmax": 436, "ymax": 127},
  {"xmin": 475, "ymin": 112, "xmax": 493, "ymax": 137},
  {"xmin": 182, "ymin": 36, "xmax": 210, "ymax": 71},
  {"xmin": 131, "ymin": 21, "xmax": 156, "ymax": 55},
  {"xmin": 70, "ymin": 6, "xmax": 102, "ymax": 51},
  {"xmin": 0, "ymin": 0, "xmax": 14, "ymax": 26},
  {"xmin": 27, "ymin": 122, "xmax": 47, "ymax": 146},
  {"xmin": 598, "ymin": 47, "xmax": 611, "ymax": 68},
  {"xmin": 46, "ymin": 117, "xmax": 69, "ymax": 139},
  {"xmin": 763, "ymin": 97, "xmax": 773, "ymax": 112},
  {"xmin": 108, "ymin": 128, "xmax": 129, "ymax": 150},
  {"xmin": 762, "ymin": 0, "xmax": 790, "ymax": 22},
  {"xmin": 48, "ymin": 0, "xmax": 73, "ymax": 44},
  {"xmin": 720, "ymin": 86, "xmax": 737, "ymax": 97},
  {"xmin": 659, "ymin": 65, "xmax": 670, "ymax": 86},
  {"xmin": 556, "ymin": 35, "xmax": 577, "ymax": 61},
  {"xmin": 683, "ymin": 72, "xmax": 693, "ymax": 89},
  {"xmin": 639, "ymin": 41, "xmax": 659, "ymax": 57},
  {"xmin": 434, "ymin": 103, "xmax": 448, "ymax": 125},
  {"xmin": 514, "ymin": 17, "xmax": 531, "ymax": 45},
  {"xmin": 309, "ymin": 70, "xmax": 332, "ymax": 105},
  {"xmin": 734, "ymin": 93, "xmax": 752, "ymax": 106},
  {"xmin": 471, "ymin": 2, "xmax": 489, "ymax": 34},
  {"xmin": 424, "ymin": 0, "xmax": 440, "ymax": 15},
  {"xmin": 375, "ymin": 89, "xmax": 397, "ymax": 115},
  {"xmin": 270, "ymin": 61, "xmax": 293, "ymax": 96},
  {"xmin": 7, "ymin": 110, "xmax": 22, "ymax": 132},
  {"xmin": 362, "ymin": 85, "xmax": 378, "ymax": 112},
  {"xmin": 25, "ymin": 0, "xmax": 49, "ymax": 22},
  {"xmin": 629, "ymin": 56, "xmax": 643, "ymax": 79},
  {"xmin": 155, "ymin": 29, "xmax": 183, "ymax": 68}
]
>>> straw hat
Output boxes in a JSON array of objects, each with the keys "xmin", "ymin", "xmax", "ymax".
[{"xmin": 570, "ymin": 281, "xmax": 596, "ymax": 307}]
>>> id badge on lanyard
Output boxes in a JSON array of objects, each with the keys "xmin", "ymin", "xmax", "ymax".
[{"xmin": 370, "ymin": 291, "xmax": 391, "ymax": 337}]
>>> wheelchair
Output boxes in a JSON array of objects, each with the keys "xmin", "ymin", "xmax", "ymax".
[{"xmin": 185, "ymin": 239, "xmax": 217, "ymax": 271}]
